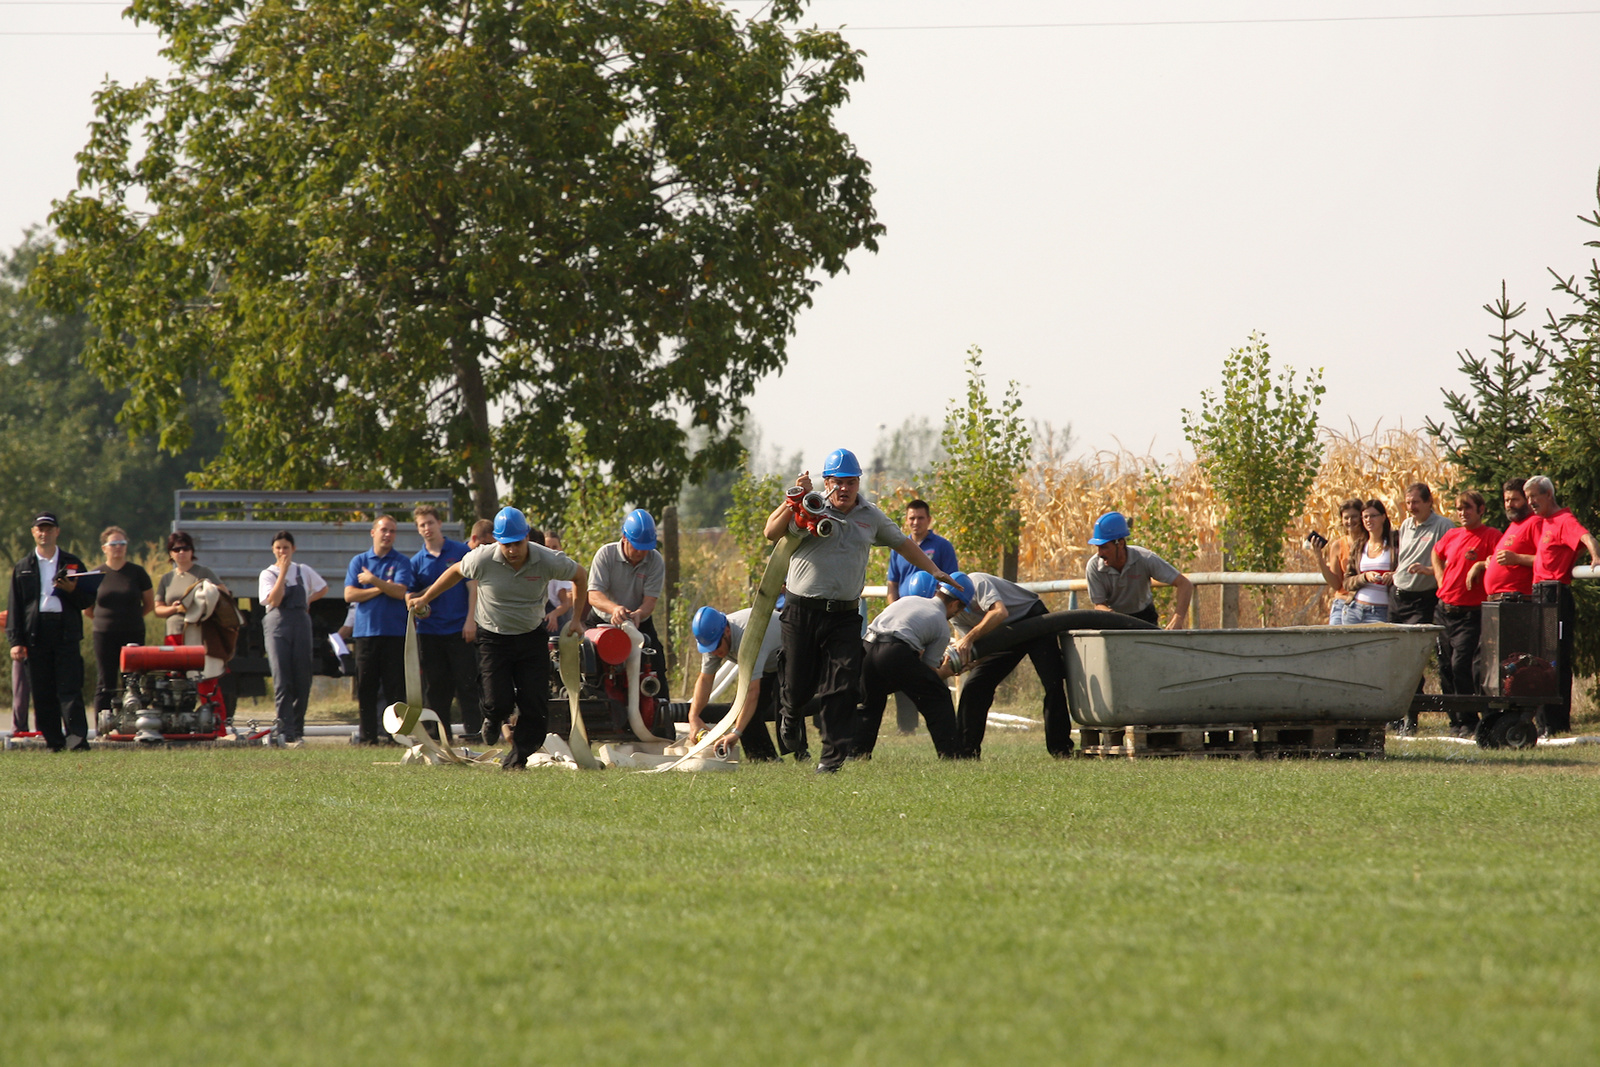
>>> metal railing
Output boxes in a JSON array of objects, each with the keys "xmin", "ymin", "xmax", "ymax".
[{"xmin": 863, "ymin": 565, "xmax": 1599, "ymax": 604}]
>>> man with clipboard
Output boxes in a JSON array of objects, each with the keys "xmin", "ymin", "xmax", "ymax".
[{"xmin": 6, "ymin": 512, "xmax": 98, "ymax": 751}]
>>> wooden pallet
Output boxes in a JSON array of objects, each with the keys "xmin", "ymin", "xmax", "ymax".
[
  {"xmin": 1078, "ymin": 724, "xmax": 1256, "ymax": 759},
  {"xmin": 1253, "ymin": 722, "xmax": 1385, "ymax": 759},
  {"xmin": 1077, "ymin": 722, "xmax": 1385, "ymax": 759}
]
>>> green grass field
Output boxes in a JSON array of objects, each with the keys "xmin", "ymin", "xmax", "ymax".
[{"xmin": 3, "ymin": 731, "xmax": 1598, "ymax": 1066}]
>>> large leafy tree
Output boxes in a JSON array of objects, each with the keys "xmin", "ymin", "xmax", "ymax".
[
  {"xmin": 36, "ymin": 0, "xmax": 881, "ymax": 519},
  {"xmin": 0, "ymin": 231, "xmax": 223, "ymax": 566},
  {"xmin": 933, "ymin": 347, "xmax": 1030, "ymax": 576}
]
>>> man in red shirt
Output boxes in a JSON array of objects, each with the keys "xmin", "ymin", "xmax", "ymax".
[
  {"xmin": 1431, "ymin": 491, "xmax": 1502, "ymax": 735},
  {"xmin": 1526, "ymin": 475, "xmax": 1600, "ymax": 734},
  {"xmin": 1481, "ymin": 478, "xmax": 1538, "ymax": 598}
]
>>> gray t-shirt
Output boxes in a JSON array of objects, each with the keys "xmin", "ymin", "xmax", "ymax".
[
  {"xmin": 156, "ymin": 564, "xmax": 222, "ymax": 637},
  {"xmin": 701, "ymin": 608, "xmax": 782, "ymax": 678},
  {"xmin": 458, "ymin": 542, "xmax": 577, "ymax": 635},
  {"xmin": 867, "ymin": 596, "xmax": 952, "ymax": 669},
  {"xmin": 588, "ymin": 540, "xmax": 665, "ymax": 611},
  {"xmin": 1394, "ymin": 510, "xmax": 1456, "ymax": 593},
  {"xmin": 951, "ymin": 572, "xmax": 1042, "ymax": 635},
  {"xmin": 786, "ymin": 500, "xmax": 905, "ymax": 600},
  {"xmin": 1085, "ymin": 545, "xmax": 1181, "ymax": 614}
]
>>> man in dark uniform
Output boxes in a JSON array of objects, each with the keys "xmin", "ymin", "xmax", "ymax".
[
  {"xmin": 853, "ymin": 572, "xmax": 968, "ymax": 760},
  {"xmin": 763, "ymin": 448, "xmax": 953, "ymax": 773},
  {"xmin": 7, "ymin": 512, "xmax": 97, "ymax": 751}
]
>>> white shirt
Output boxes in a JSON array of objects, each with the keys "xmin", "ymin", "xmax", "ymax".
[
  {"xmin": 257, "ymin": 562, "xmax": 329, "ymax": 604},
  {"xmin": 547, "ymin": 578, "xmax": 574, "ymax": 612},
  {"xmin": 36, "ymin": 549, "xmax": 62, "ymax": 613}
]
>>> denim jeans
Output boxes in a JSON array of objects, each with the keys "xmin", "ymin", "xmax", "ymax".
[{"xmin": 1341, "ymin": 600, "xmax": 1389, "ymax": 624}]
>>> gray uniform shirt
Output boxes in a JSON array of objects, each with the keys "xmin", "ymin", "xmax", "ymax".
[
  {"xmin": 786, "ymin": 499, "xmax": 905, "ymax": 600},
  {"xmin": 1085, "ymin": 545, "xmax": 1181, "ymax": 614},
  {"xmin": 588, "ymin": 540, "xmax": 665, "ymax": 611},
  {"xmin": 951, "ymin": 572, "xmax": 1042, "ymax": 636},
  {"xmin": 458, "ymin": 542, "xmax": 577, "ymax": 634},
  {"xmin": 1394, "ymin": 510, "xmax": 1455, "ymax": 593},
  {"xmin": 701, "ymin": 608, "xmax": 782, "ymax": 678},
  {"xmin": 867, "ymin": 596, "xmax": 952, "ymax": 669}
]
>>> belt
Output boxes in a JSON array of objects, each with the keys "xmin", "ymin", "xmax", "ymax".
[
  {"xmin": 787, "ymin": 594, "xmax": 860, "ymax": 614},
  {"xmin": 1438, "ymin": 602, "xmax": 1478, "ymax": 615}
]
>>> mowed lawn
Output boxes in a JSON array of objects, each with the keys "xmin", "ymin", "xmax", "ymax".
[{"xmin": 2, "ymin": 732, "xmax": 1597, "ymax": 1066}]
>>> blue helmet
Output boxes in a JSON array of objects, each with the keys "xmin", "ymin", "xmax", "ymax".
[
  {"xmin": 1088, "ymin": 511, "xmax": 1131, "ymax": 546},
  {"xmin": 493, "ymin": 506, "xmax": 530, "ymax": 544},
  {"xmin": 901, "ymin": 571, "xmax": 938, "ymax": 599},
  {"xmin": 692, "ymin": 605, "xmax": 729, "ymax": 654},
  {"xmin": 622, "ymin": 508, "xmax": 657, "ymax": 551},
  {"xmin": 937, "ymin": 571, "xmax": 975, "ymax": 606},
  {"xmin": 821, "ymin": 448, "xmax": 862, "ymax": 479}
]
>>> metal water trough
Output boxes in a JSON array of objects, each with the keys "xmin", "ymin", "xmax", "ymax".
[{"xmin": 1065, "ymin": 625, "xmax": 1440, "ymax": 727}]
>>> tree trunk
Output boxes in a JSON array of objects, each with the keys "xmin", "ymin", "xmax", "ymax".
[{"xmin": 451, "ymin": 349, "xmax": 499, "ymax": 519}]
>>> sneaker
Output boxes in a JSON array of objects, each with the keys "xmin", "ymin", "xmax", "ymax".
[{"xmin": 814, "ymin": 761, "xmax": 841, "ymax": 774}]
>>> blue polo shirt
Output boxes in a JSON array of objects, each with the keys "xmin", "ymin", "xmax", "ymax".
[
  {"xmin": 345, "ymin": 548, "xmax": 414, "ymax": 638},
  {"xmin": 411, "ymin": 538, "xmax": 471, "ymax": 636},
  {"xmin": 887, "ymin": 531, "xmax": 959, "ymax": 587}
]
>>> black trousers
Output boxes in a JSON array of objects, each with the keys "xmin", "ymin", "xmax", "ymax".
[
  {"xmin": 353, "ymin": 635, "xmax": 404, "ymax": 743},
  {"xmin": 417, "ymin": 632, "xmax": 481, "ymax": 737},
  {"xmin": 780, "ymin": 602, "xmax": 864, "ymax": 770},
  {"xmin": 1538, "ymin": 581, "xmax": 1576, "ymax": 735},
  {"xmin": 855, "ymin": 638, "xmax": 959, "ymax": 758},
  {"xmin": 955, "ymin": 602, "xmax": 1072, "ymax": 758},
  {"xmin": 1434, "ymin": 603, "xmax": 1482, "ymax": 728},
  {"xmin": 699, "ymin": 672, "xmax": 781, "ymax": 761},
  {"xmin": 25, "ymin": 614, "xmax": 87, "ymax": 751},
  {"xmin": 92, "ymin": 626, "xmax": 144, "ymax": 715},
  {"xmin": 477, "ymin": 627, "xmax": 549, "ymax": 768},
  {"xmin": 1392, "ymin": 588, "xmax": 1440, "ymax": 724}
]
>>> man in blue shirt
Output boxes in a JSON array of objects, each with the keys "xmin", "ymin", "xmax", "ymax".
[
  {"xmin": 410, "ymin": 505, "xmax": 480, "ymax": 742},
  {"xmin": 883, "ymin": 498, "xmax": 959, "ymax": 733},
  {"xmin": 344, "ymin": 515, "xmax": 415, "ymax": 745}
]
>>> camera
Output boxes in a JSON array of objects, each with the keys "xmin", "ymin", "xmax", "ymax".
[{"xmin": 1304, "ymin": 530, "xmax": 1328, "ymax": 550}]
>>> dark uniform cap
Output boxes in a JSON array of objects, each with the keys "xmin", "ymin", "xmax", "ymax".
[{"xmin": 33, "ymin": 512, "xmax": 59, "ymax": 527}]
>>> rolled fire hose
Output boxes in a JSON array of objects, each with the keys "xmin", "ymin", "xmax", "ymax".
[
  {"xmin": 617, "ymin": 620, "xmax": 660, "ymax": 744},
  {"xmin": 651, "ymin": 525, "xmax": 807, "ymax": 771},
  {"xmin": 557, "ymin": 627, "xmax": 602, "ymax": 769},
  {"xmin": 383, "ymin": 612, "xmax": 498, "ymax": 766}
]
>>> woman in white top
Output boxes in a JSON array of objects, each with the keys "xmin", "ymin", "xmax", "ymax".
[
  {"xmin": 258, "ymin": 530, "xmax": 328, "ymax": 744},
  {"xmin": 1340, "ymin": 499, "xmax": 1395, "ymax": 624}
]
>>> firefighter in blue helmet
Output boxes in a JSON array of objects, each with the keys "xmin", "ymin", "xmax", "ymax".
[
  {"xmin": 1085, "ymin": 511, "xmax": 1193, "ymax": 628},
  {"xmin": 762, "ymin": 447, "xmax": 954, "ymax": 773},
  {"xmin": 587, "ymin": 508, "xmax": 671, "ymax": 705}
]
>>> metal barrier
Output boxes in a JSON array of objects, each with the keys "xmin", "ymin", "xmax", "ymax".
[{"xmin": 863, "ymin": 565, "xmax": 1599, "ymax": 607}]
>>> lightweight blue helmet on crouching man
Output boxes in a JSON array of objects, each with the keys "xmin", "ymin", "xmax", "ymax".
[
  {"xmin": 901, "ymin": 571, "xmax": 938, "ymax": 598},
  {"xmin": 938, "ymin": 571, "xmax": 975, "ymax": 606},
  {"xmin": 821, "ymin": 448, "xmax": 862, "ymax": 479},
  {"xmin": 691, "ymin": 606, "xmax": 729, "ymax": 654},
  {"xmin": 622, "ymin": 508, "xmax": 657, "ymax": 551},
  {"xmin": 493, "ymin": 506, "xmax": 530, "ymax": 543},
  {"xmin": 1088, "ymin": 511, "xmax": 1131, "ymax": 545}
]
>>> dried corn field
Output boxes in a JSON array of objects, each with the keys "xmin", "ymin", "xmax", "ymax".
[{"xmin": 1016, "ymin": 422, "xmax": 1459, "ymax": 626}]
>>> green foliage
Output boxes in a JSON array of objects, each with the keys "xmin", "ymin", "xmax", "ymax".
[
  {"xmin": 556, "ymin": 433, "xmax": 633, "ymax": 570},
  {"xmin": 5, "ymin": 742, "xmax": 1600, "ymax": 1064},
  {"xmin": 1429, "ymin": 171, "xmax": 1600, "ymax": 679},
  {"xmin": 933, "ymin": 347, "xmax": 1030, "ymax": 575},
  {"xmin": 725, "ymin": 462, "xmax": 787, "ymax": 596},
  {"xmin": 35, "ymin": 0, "xmax": 882, "ymax": 521},
  {"xmin": 1425, "ymin": 283, "xmax": 1549, "ymax": 494},
  {"xmin": 0, "ymin": 231, "xmax": 222, "ymax": 567},
  {"xmin": 1182, "ymin": 331, "xmax": 1325, "ymax": 576},
  {"xmin": 1134, "ymin": 465, "xmax": 1201, "ymax": 617}
]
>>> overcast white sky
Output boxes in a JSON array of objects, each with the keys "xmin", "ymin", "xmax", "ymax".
[{"xmin": 5, "ymin": 1, "xmax": 1600, "ymax": 476}]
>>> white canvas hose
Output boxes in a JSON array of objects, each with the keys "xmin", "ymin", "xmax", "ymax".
[
  {"xmin": 557, "ymin": 627, "xmax": 602, "ymax": 769},
  {"xmin": 650, "ymin": 526, "xmax": 806, "ymax": 772}
]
